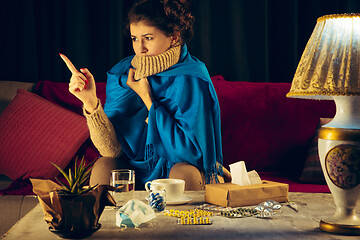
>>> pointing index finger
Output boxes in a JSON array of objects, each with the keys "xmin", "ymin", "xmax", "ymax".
[{"xmin": 59, "ymin": 53, "xmax": 78, "ymax": 74}]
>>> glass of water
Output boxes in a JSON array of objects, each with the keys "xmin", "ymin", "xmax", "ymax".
[{"xmin": 110, "ymin": 169, "xmax": 135, "ymax": 206}]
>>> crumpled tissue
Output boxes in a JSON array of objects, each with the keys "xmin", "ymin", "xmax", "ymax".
[{"xmin": 229, "ymin": 161, "xmax": 262, "ymax": 186}]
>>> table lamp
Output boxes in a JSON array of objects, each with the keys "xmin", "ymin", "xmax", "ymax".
[{"xmin": 287, "ymin": 13, "xmax": 360, "ymax": 235}]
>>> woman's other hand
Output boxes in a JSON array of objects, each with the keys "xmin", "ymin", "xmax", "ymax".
[
  {"xmin": 59, "ymin": 54, "xmax": 98, "ymax": 113},
  {"xmin": 127, "ymin": 68, "xmax": 153, "ymax": 110}
]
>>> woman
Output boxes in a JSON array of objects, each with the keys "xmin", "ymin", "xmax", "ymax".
[{"xmin": 60, "ymin": 0, "xmax": 229, "ymax": 190}]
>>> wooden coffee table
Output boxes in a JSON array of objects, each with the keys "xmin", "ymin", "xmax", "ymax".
[{"xmin": 2, "ymin": 191, "xmax": 360, "ymax": 239}]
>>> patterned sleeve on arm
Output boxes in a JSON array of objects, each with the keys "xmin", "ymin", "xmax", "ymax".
[{"xmin": 83, "ymin": 99, "xmax": 123, "ymax": 158}]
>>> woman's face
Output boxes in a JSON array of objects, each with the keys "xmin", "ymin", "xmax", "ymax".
[{"xmin": 130, "ymin": 21, "xmax": 176, "ymax": 57}]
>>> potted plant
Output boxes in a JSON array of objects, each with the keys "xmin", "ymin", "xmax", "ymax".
[
  {"xmin": 52, "ymin": 156, "xmax": 97, "ymax": 194},
  {"xmin": 31, "ymin": 157, "xmax": 115, "ymax": 239}
]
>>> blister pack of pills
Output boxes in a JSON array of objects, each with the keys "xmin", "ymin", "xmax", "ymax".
[
  {"xmin": 178, "ymin": 216, "xmax": 212, "ymax": 225},
  {"xmin": 196, "ymin": 200, "xmax": 283, "ymax": 218},
  {"xmin": 164, "ymin": 209, "xmax": 213, "ymax": 225},
  {"xmin": 164, "ymin": 209, "xmax": 213, "ymax": 218}
]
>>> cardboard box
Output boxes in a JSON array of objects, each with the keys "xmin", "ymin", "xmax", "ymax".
[{"xmin": 205, "ymin": 181, "xmax": 289, "ymax": 207}]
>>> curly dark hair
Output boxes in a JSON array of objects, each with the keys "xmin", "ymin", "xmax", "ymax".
[{"xmin": 127, "ymin": 0, "xmax": 195, "ymax": 44}]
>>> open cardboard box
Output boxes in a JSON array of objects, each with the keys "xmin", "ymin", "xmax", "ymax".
[{"xmin": 205, "ymin": 180, "xmax": 289, "ymax": 207}]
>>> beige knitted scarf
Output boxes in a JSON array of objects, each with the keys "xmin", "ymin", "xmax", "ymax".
[{"xmin": 131, "ymin": 44, "xmax": 181, "ymax": 80}]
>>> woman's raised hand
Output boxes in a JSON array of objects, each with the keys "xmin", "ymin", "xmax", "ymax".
[
  {"xmin": 127, "ymin": 68, "xmax": 153, "ymax": 111},
  {"xmin": 59, "ymin": 54, "xmax": 98, "ymax": 113}
]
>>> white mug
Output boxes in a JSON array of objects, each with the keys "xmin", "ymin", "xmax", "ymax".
[{"xmin": 145, "ymin": 179, "xmax": 185, "ymax": 201}]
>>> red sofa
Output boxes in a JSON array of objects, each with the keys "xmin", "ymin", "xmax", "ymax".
[
  {"xmin": 212, "ymin": 75, "xmax": 335, "ymax": 192},
  {"xmin": 0, "ymin": 75, "xmax": 335, "ymax": 195}
]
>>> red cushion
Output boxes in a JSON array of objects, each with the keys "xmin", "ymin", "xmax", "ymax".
[
  {"xmin": 33, "ymin": 81, "xmax": 107, "ymax": 167},
  {"xmin": 211, "ymin": 75, "xmax": 336, "ymax": 179},
  {"xmin": 0, "ymin": 89, "xmax": 89, "ymax": 180}
]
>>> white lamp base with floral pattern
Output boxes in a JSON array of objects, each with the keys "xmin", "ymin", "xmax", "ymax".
[{"xmin": 318, "ymin": 96, "xmax": 360, "ymax": 235}]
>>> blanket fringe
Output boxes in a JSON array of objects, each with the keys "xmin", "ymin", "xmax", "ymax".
[
  {"xmin": 145, "ymin": 144, "xmax": 176, "ymax": 178},
  {"xmin": 205, "ymin": 157, "xmax": 224, "ymax": 184},
  {"xmin": 145, "ymin": 144, "xmax": 159, "ymax": 171}
]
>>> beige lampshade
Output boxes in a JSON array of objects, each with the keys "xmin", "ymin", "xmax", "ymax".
[{"xmin": 287, "ymin": 13, "xmax": 360, "ymax": 100}]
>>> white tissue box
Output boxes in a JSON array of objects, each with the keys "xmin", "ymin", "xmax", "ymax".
[{"xmin": 205, "ymin": 181, "xmax": 289, "ymax": 207}]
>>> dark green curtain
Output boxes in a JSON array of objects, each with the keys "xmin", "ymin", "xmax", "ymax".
[{"xmin": 1, "ymin": 0, "xmax": 360, "ymax": 83}]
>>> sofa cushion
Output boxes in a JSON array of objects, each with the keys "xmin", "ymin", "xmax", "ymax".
[
  {"xmin": 211, "ymin": 75, "xmax": 335, "ymax": 179},
  {"xmin": 33, "ymin": 81, "xmax": 107, "ymax": 166},
  {"xmin": 299, "ymin": 118, "xmax": 332, "ymax": 184},
  {"xmin": 0, "ymin": 89, "xmax": 89, "ymax": 180}
]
